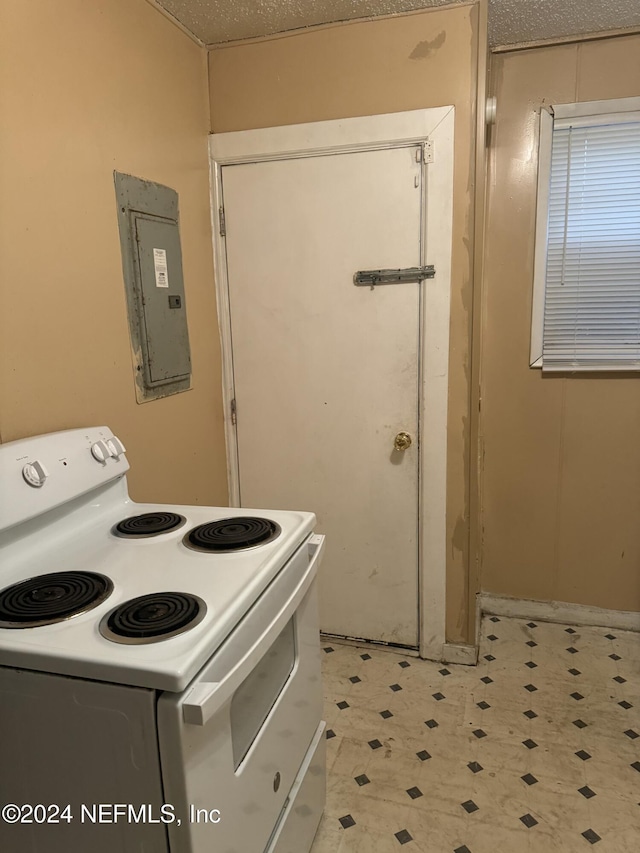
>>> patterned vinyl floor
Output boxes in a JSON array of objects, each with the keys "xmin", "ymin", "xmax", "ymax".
[{"xmin": 310, "ymin": 615, "xmax": 640, "ymax": 852}]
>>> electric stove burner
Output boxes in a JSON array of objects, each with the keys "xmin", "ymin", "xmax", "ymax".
[
  {"xmin": 184, "ymin": 517, "xmax": 281, "ymax": 552},
  {"xmin": 0, "ymin": 572, "xmax": 113, "ymax": 628},
  {"xmin": 99, "ymin": 592, "xmax": 207, "ymax": 644},
  {"xmin": 113, "ymin": 512, "xmax": 186, "ymax": 538}
]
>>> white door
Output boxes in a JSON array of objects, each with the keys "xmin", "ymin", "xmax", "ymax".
[{"xmin": 222, "ymin": 146, "xmax": 423, "ymax": 647}]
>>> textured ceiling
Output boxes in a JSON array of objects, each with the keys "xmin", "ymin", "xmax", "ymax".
[
  {"xmin": 155, "ymin": 0, "xmax": 462, "ymax": 45},
  {"xmin": 155, "ymin": 0, "xmax": 640, "ymax": 47},
  {"xmin": 489, "ymin": 0, "xmax": 640, "ymax": 47}
]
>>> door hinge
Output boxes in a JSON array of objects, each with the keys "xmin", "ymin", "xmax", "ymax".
[
  {"xmin": 416, "ymin": 141, "xmax": 434, "ymax": 164},
  {"xmin": 219, "ymin": 206, "xmax": 226, "ymax": 237},
  {"xmin": 230, "ymin": 398, "xmax": 237, "ymax": 425}
]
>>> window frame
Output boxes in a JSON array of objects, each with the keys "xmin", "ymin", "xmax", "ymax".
[{"xmin": 530, "ymin": 96, "xmax": 640, "ymax": 369}]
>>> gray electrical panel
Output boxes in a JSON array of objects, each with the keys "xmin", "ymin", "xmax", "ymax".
[{"xmin": 114, "ymin": 172, "xmax": 191, "ymax": 402}]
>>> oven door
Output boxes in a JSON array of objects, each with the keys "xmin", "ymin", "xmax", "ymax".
[{"xmin": 157, "ymin": 534, "xmax": 325, "ymax": 853}]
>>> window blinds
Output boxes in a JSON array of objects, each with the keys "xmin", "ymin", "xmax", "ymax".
[{"xmin": 542, "ymin": 119, "xmax": 640, "ymax": 371}]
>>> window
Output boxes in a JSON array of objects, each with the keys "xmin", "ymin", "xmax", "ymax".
[{"xmin": 531, "ymin": 98, "xmax": 640, "ymax": 371}]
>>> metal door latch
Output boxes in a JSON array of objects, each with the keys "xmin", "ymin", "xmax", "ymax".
[{"xmin": 354, "ymin": 266, "xmax": 435, "ymax": 288}]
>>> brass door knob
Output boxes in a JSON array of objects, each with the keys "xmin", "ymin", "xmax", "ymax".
[{"xmin": 394, "ymin": 431, "xmax": 412, "ymax": 451}]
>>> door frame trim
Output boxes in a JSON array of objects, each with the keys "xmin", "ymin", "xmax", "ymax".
[{"xmin": 209, "ymin": 108, "xmax": 454, "ymax": 660}]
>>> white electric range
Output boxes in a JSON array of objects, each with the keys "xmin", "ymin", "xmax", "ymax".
[{"xmin": 0, "ymin": 427, "xmax": 326, "ymax": 853}]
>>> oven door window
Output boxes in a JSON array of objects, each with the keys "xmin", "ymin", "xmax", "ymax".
[{"xmin": 231, "ymin": 617, "xmax": 296, "ymax": 770}]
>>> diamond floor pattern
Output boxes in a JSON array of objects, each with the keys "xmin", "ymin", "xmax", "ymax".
[{"xmin": 311, "ymin": 615, "xmax": 640, "ymax": 852}]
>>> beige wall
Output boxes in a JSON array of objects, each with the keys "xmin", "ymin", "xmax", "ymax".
[
  {"xmin": 481, "ymin": 34, "xmax": 640, "ymax": 612},
  {"xmin": 0, "ymin": 0, "xmax": 227, "ymax": 506},
  {"xmin": 208, "ymin": 3, "xmax": 481, "ymax": 643}
]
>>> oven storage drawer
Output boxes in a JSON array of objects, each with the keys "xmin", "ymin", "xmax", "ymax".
[{"xmin": 266, "ymin": 720, "xmax": 326, "ymax": 853}]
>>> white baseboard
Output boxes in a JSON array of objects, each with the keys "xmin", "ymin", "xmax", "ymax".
[
  {"xmin": 479, "ymin": 592, "xmax": 640, "ymax": 633},
  {"xmin": 441, "ymin": 643, "xmax": 478, "ymax": 666}
]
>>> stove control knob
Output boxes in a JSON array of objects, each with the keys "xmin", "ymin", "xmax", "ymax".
[
  {"xmin": 91, "ymin": 440, "xmax": 111, "ymax": 464},
  {"xmin": 23, "ymin": 460, "xmax": 49, "ymax": 488},
  {"xmin": 106, "ymin": 436, "xmax": 126, "ymax": 458}
]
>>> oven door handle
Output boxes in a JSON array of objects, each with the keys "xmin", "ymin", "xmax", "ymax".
[{"xmin": 182, "ymin": 534, "xmax": 325, "ymax": 727}]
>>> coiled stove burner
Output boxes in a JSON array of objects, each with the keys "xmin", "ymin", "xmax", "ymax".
[
  {"xmin": 99, "ymin": 592, "xmax": 207, "ymax": 644},
  {"xmin": 113, "ymin": 512, "xmax": 186, "ymax": 538},
  {"xmin": 0, "ymin": 571, "xmax": 113, "ymax": 628},
  {"xmin": 183, "ymin": 517, "xmax": 281, "ymax": 552}
]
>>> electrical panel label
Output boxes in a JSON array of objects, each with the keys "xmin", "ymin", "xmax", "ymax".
[{"xmin": 153, "ymin": 248, "xmax": 169, "ymax": 288}]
